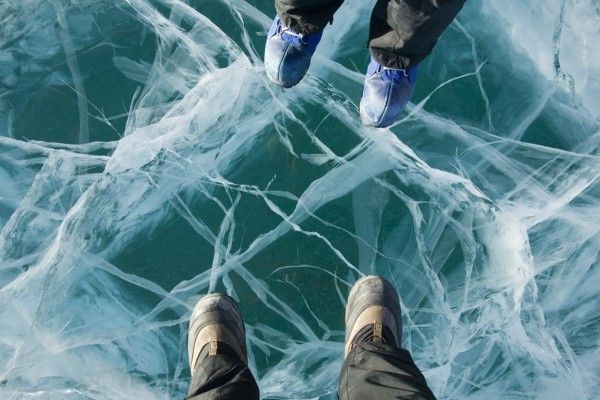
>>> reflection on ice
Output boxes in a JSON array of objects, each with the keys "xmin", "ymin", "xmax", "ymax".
[{"xmin": 0, "ymin": 0, "xmax": 599, "ymax": 399}]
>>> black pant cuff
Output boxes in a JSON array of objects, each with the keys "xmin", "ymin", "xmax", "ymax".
[
  {"xmin": 278, "ymin": 14, "xmax": 329, "ymax": 35},
  {"xmin": 369, "ymin": 48, "xmax": 416, "ymax": 70}
]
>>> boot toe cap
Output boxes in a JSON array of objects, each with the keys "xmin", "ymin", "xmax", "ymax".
[{"xmin": 360, "ymin": 73, "xmax": 414, "ymax": 128}]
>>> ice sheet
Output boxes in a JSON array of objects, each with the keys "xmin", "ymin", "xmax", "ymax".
[{"xmin": 0, "ymin": 0, "xmax": 599, "ymax": 399}]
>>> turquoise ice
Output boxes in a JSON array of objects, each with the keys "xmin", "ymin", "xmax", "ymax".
[{"xmin": 0, "ymin": 0, "xmax": 599, "ymax": 399}]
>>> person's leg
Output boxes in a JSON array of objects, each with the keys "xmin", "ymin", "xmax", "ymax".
[
  {"xmin": 187, "ymin": 294, "xmax": 259, "ymax": 400},
  {"xmin": 275, "ymin": 0, "xmax": 344, "ymax": 36},
  {"xmin": 264, "ymin": 0, "xmax": 343, "ymax": 88},
  {"xmin": 370, "ymin": 0, "xmax": 467, "ymax": 70},
  {"xmin": 339, "ymin": 276, "xmax": 436, "ymax": 400},
  {"xmin": 360, "ymin": 0, "xmax": 467, "ymax": 128},
  {"xmin": 339, "ymin": 343, "xmax": 436, "ymax": 400}
]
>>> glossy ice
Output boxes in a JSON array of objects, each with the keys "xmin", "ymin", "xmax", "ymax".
[{"xmin": 0, "ymin": 0, "xmax": 599, "ymax": 399}]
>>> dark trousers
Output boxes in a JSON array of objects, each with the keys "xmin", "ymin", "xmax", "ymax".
[
  {"xmin": 275, "ymin": 0, "xmax": 467, "ymax": 69},
  {"xmin": 187, "ymin": 342, "xmax": 436, "ymax": 400}
]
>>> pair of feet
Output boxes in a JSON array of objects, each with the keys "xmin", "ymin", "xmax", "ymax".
[
  {"xmin": 264, "ymin": 16, "xmax": 417, "ymax": 128},
  {"xmin": 188, "ymin": 276, "xmax": 401, "ymax": 375}
]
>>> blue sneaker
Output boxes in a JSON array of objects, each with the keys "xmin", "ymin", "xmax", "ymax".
[
  {"xmin": 264, "ymin": 16, "xmax": 323, "ymax": 88},
  {"xmin": 359, "ymin": 58, "xmax": 418, "ymax": 128}
]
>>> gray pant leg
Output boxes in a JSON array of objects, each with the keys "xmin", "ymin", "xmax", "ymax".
[
  {"xmin": 187, "ymin": 353, "xmax": 259, "ymax": 400},
  {"xmin": 275, "ymin": 0, "xmax": 344, "ymax": 35},
  {"xmin": 369, "ymin": 0, "xmax": 467, "ymax": 69},
  {"xmin": 338, "ymin": 342, "xmax": 437, "ymax": 400}
]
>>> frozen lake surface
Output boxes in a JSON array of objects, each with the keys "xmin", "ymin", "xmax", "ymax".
[{"xmin": 1, "ymin": 0, "xmax": 599, "ymax": 398}]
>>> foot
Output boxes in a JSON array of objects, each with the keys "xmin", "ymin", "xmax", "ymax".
[
  {"xmin": 360, "ymin": 58, "xmax": 418, "ymax": 128},
  {"xmin": 264, "ymin": 15, "xmax": 323, "ymax": 88},
  {"xmin": 188, "ymin": 294, "xmax": 247, "ymax": 373},
  {"xmin": 344, "ymin": 275, "xmax": 402, "ymax": 357}
]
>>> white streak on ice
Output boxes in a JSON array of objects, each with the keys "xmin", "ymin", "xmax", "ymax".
[{"xmin": 0, "ymin": 0, "xmax": 599, "ymax": 399}]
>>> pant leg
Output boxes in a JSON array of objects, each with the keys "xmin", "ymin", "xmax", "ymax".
[
  {"xmin": 187, "ymin": 352, "xmax": 259, "ymax": 400},
  {"xmin": 338, "ymin": 342, "xmax": 437, "ymax": 400},
  {"xmin": 369, "ymin": 0, "xmax": 467, "ymax": 69},
  {"xmin": 275, "ymin": 0, "xmax": 344, "ymax": 35}
]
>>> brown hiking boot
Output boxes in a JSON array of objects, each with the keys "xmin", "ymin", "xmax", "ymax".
[
  {"xmin": 188, "ymin": 293, "xmax": 247, "ymax": 373},
  {"xmin": 344, "ymin": 275, "xmax": 402, "ymax": 357}
]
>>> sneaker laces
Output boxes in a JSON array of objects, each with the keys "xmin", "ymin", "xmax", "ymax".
[
  {"xmin": 383, "ymin": 67, "xmax": 409, "ymax": 77},
  {"xmin": 276, "ymin": 20, "xmax": 322, "ymax": 54},
  {"xmin": 281, "ymin": 28, "xmax": 307, "ymax": 47},
  {"xmin": 368, "ymin": 59, "xmax": 417, "ymax": 85}
]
